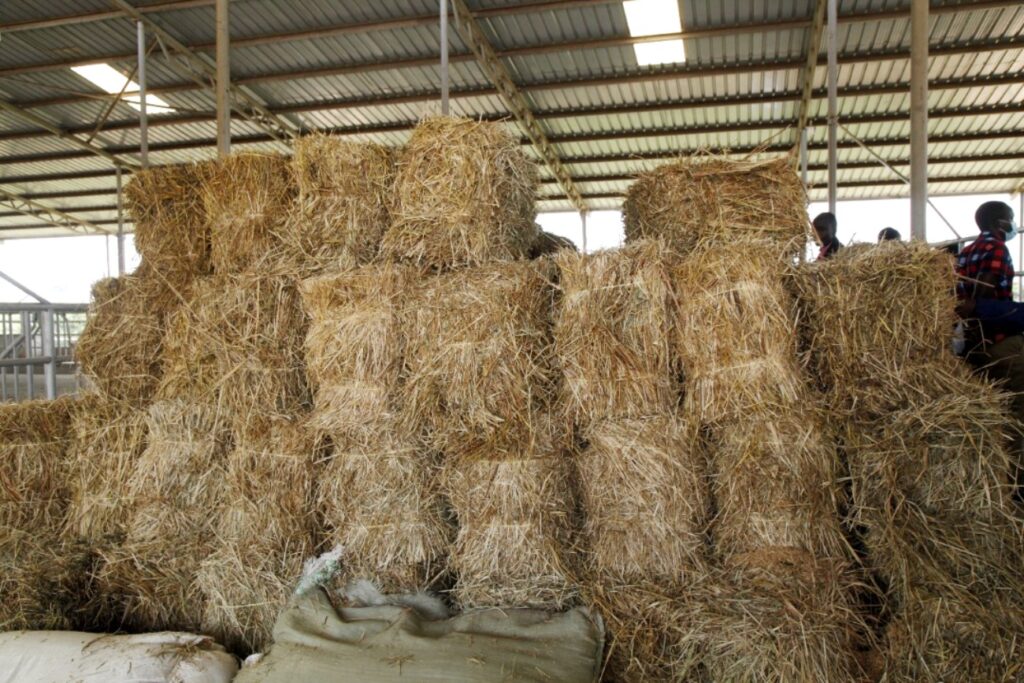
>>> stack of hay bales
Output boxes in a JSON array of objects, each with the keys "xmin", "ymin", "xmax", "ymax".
[
  {"xmin": 406, "ymin": 260, "xmax": 578, "ymax": 609},
  {"xmin": 391, "ymin": 118, "xmax": 580, "ymax": 611},
  {"xmin": 63, "ymin": 164, "xmax": 214, "ymax": 629},
  {"xmin": 302, "ymin": 261, "xmax": 448, "ymax": 594},
  {"xmin": 555, "ymin": 242, "xmax": 705, "ymax": 681},
  {"xmin": 77, "ymin": 163, "xmax": 213, "ymax": 402},
  {"xmin": 197, "ymin": 418, "xmax": 319, "ymax": 652},
  {"xmin": 0, "ymin": 398, "xmax": 76, "ymax": 630},
  {"xmin": 97, "ymin": 399, "xmax": 230, "ymax": 632},
  {"xmin": 626, "ymin": 156, "xmax": 863, "ymax": 681},
  {"xmin": 287, "ymin": 134, "xmax": 395, "ymax": 273},
  {"xmin": 673, "ymin": 245, "xmax": 862, "ymax": 681},
  {"xmin": 795, "ymin": 242, "xmax": 1024, "ymax": 678},
  {"xmin": 102, "ymin": 154, "xmax": 309, "ymax": 643},
  {"xmin": 623, "ymin": 156, "xmax": 807, "ymax": 257}
]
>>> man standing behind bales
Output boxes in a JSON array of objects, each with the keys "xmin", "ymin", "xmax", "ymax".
[
  {"xmin": 812, "ymin": 212, "xmax": 842, "ymax": 261},
  {"xmin": 955, "ymin": 200, "xmax": 1023, "ymax": 495}
]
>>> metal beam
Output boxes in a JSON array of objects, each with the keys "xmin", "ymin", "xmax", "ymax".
[
  {"xmin": 2, "ymin": 0, "xmax": 209, "ymax": 33},
  {"xmin": 910, "ymin": 0, "xmax": 929, "ymax": 240},
  {"xmin": 215, "ymin": 0, "xmax": 231, "ymax": 157},
  {"xmin": 2, "ymin": 0, "xmax": 615, "ymax": 35},
  {"xmin": 448, "ymin": 0, "xmax": 585, "ymax": 212},
  {"xmin": 11, "ymin": 34, "xmax": 1023, "ymax": 114},
  {"xmin": 137, "ymin": 20, "xmax": 149, "ymax": 168},
  {"xmin": 5, "ymin": 77, "xmax": 1024, "ymax": 145},
  {"xmin": 3, "ymin": 106, "xmax": 1023, "ymax": 167},
  {"xmin": 0, "ymin": 99, "xmax": 138, "ymax": 169},
  {"xmin": 440, "ymin": 0, "xmax": 450, "ymax": 115},
  {"xmin": 531, "ymin": 172, "xmax": 1024, "ymax": 200},
  {"xmin": 795, "ymin": 0, "xmax": 828, "ymax": 145},
  {"xmin": 109, "ymin": 0, "xmax": 298, "ymax": 147},
  {"xmin": 0, "ymin": 188, "xmax": 113, "ymax": 235},
  {"xmin": 827, "ymin": 0, "xmax": 839, "ymax": 213},
  {"xmin": 3, "ymin": 0, "xmax": 1018, "ymax": 79}
]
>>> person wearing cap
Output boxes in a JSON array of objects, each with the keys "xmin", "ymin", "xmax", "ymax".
[
  {"xmin": 812, "ymin": 212, "xmax": 842, "ymax": 261},
  {"xmin": 878, "ymin": 227, "xmax": 901, "ymax": 242},
  {"xmin": 955, "ymin": 200, "xmax": 1023, "ymax": 497}
]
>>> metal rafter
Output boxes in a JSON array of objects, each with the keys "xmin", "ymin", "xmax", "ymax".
[
  {"xmin": 3, "ymin": 106, "xmax": 1024, "ymax": 167},
  {"xmin": 2, "ymin": 0, "xmax": 1019, "ymax": 79},
  {"xmin": 6, "ymin": 84, "xmax": 1023, "ymax": 145},
  {"xmin": 0, "ymin": 99, "xmax": 138, "ymax": 170},
  {"xmin": 0, "ymin": 188, "xmax": 113, "ymax": 235},
  {"xmin": 108, "ymin": 0, "xmax": 298, "ymax": 146},
  {"xmin": 448, "ymin": 0, "xmax": 584, "ymax": 212},
  {"xmin": 10, "ymin": 34, "xmax": 1023, "ymax": 122}
]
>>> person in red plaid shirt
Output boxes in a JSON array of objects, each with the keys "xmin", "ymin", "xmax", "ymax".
[{"xmin": 956, "ymin": 200, "xmax": 1023, "ymax": 497}]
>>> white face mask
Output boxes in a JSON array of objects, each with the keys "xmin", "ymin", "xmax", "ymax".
[{"xmin": 1002, "ymin": 219, "xmax": 1019, "ymax": 241}]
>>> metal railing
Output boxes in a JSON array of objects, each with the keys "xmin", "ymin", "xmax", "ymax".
[{"xmin": 0, "ymin": 303, "xmax": 88, "ymax": 401}]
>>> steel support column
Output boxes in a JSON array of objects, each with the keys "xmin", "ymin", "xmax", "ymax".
[
  {"xmin": 910, "ymin": 0, "xmax": 929, "ymax": 240},
  {"xmin": 440, "ymin": 0, "xmax": 450, "ymax": 115},
  {"xmin": 800, "ymin": 127, "xmax": 809, "ymax": 186},
  {"xmin": 216, "ymin": 0, "xmax": 231, "ymax": 157},
  {"xmin": 581, "ymin": 210, "xmax": 588, "ymax": 253},
  {"xmin": 826, "ymin": 0, "xmax": 838, "ymax": 213},
  {"xmin": 41, "ymin": 309, "xmax": 56, "ymax": 400},
  {"xmin": 116, "ymin": 167, "xmax": 126, "ymax": 274},
  {"xmin": 137, "ymin": 21, "xmax": 149, "ymax": 167}
]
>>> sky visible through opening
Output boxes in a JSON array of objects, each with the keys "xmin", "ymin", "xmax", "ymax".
[{"xmin": 0, "ymin": 193, "xmax": 1019, "ymax": 303}]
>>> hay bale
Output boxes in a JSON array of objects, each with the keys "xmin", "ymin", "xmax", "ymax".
[
  {"xmin": 622, "ymin": 155, "xmax": 807, "ymax": 256},
  {"xmin": 554, "ymin": 242, "xmax": 679, "ymax": 429},
  {"xmin": 126, "ymin": 162, "xmax": 214, "ymax": 284},
  {"xmin": 198, "ymin": 419, "xmax": 319, "ymax": 653},
  {"xmin": 317, "ymin": 429, "xmax": 452, "ymax": 593},
  {"xmin": 674, "ymin": 240, "xmax": 805, "ymax": 425},
  {"xmin": 712, "ymin": 415, "xmax": 849, "ymax": 561},
  {"xmin": 300, "ymin": 262, "xmax": 420, "ymax": 439},
  {"xmin": 590, "ymin": 580, "xmax": 702, "ymax": 683},
  {"xmin": 380, "ymin": 117, "xmax": 538, "ymax": 269},
  {"xmin": 792, "ymin": 241, "xmax": 958, "ymax": 409},
  {"xmin": 442, "ymin": 417, "xmax": 580, "ymax": 610},
  {"xmin": 157, "ymin": 273, "xmax": 309, "ymax": 424},
  {"xmin": 699, "ymin": 548, "xmax": 864, "ymax": 683},
  {"xmin": 287, "ymin": 135, "xmax": 395, "ymax": 271},
  {"xmin": 98, "ymin": 400, "xmax": 230, "ymax": 632},
  {"xmin": 405, "ymin": 260, "xmax": 556, "ymax": 454},
  {"xmin": 883, "ymin": 590, "xmax": 1024, "ymax": 681},
  {"xmin": 578, "ymin": 416, "xmax": 708, "ymax": 582},
  {"xmin": 76, "ymin": 265, "xmax": 179, "ymax": 402},
  {"xmin": 0, "ymin": 398, "xmax": 75, "ymax": 630},
  {"xmin": 842, "ymin": 369, "xmax": 1024, "ymax": 604},
  {"xmin": 847, "ymin": 362, "xmax": 1016, "ymax": 519},
  {"xmin": 204, "ymin": 153, "xmax": 295, "ymax": 273},
  {"xmin": 0, "ymin": 398, "xmax": 73, "ymax": 532},
  {"xmin": 0, "ymin": 532, "xmax": 81, "ymax": 631},
  {"xmin": 63, "ymin": 394, "xmax": 148, "ymax": 543}
]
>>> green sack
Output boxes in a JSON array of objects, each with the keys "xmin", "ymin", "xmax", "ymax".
[{"xmin": 236, "ymin": 587, "xmax": 604, "ymax": 683}]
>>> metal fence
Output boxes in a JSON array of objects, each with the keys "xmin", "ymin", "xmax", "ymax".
[{"xmin": 0, "ymin": 303, "xmax": 88, "ymax": 402}]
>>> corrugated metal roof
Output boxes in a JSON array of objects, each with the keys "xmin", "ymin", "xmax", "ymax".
[{"xmin": 0, "ymin": 0, "xmax": 1022, "ymax": 236}]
